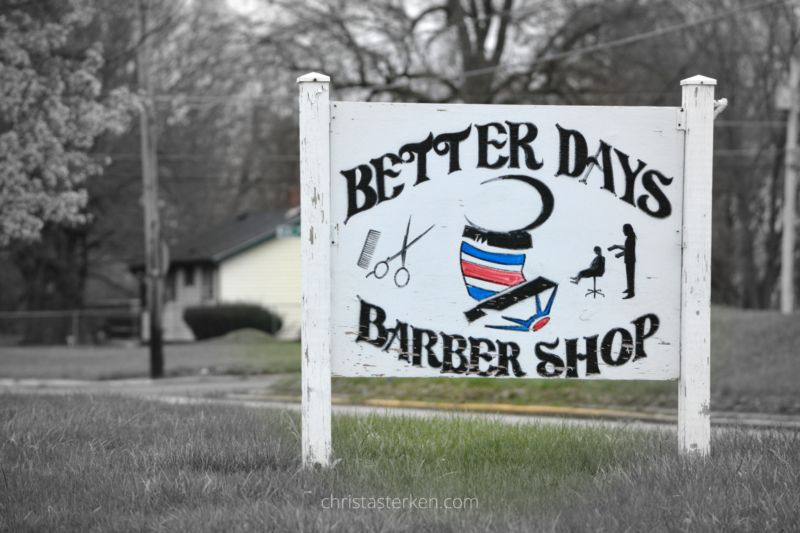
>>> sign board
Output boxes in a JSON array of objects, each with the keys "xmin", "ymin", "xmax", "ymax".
[
  {"xmin": 330, "ymin": 103, "xmax": 683, "ymax": 381},
  {"xmin": 298, "ymin": 73, "xmax": 717, "ymax": 466},
  {"xmin": 276, "ymin": 221, "xmax": 301, "ymax": 238}
]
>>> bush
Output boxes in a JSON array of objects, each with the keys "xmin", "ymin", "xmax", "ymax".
[{"xmin": 183, "ymin": 304, "xmax": 283, "ymax": 340}]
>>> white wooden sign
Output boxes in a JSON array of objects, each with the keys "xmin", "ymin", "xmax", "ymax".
[
  {"xmin": 330, "ymin": 103, "xmax": 682, "ymax": 381},
  {"xmin": 298, "ymin": 73, "xmax": 718, "ymax": 466}
]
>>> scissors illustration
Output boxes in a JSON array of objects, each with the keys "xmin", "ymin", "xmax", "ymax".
[{"xmin": 366, "ymin": 217, "xmax": 434, "ymax": 287}]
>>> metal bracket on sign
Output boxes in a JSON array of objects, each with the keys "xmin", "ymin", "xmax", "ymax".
[{"xmin": 677, "ymin": 107, "xmax": 687, "ymax": 131}]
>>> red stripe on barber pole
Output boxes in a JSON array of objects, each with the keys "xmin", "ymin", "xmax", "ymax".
[{"xmin": 461, "ymin": 261, "xmax": 525, "ymax": 286}]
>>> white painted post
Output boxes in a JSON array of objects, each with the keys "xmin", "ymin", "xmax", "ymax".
[
  {"xmin": 298, "ymin": 72, "xmax": 332, "ymax": 467},
  {"xmin": 679, "ymin": 75, "xmax": 716, "ymax": 456}
]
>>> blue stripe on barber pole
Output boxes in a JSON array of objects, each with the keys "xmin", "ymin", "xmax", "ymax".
[
  {"xmin": 461, "ymin": 242, "xmax": 525, "ymax": 265},
  {"xmin": 467, "ymin": 286, "xmax": 497, "ymax": 301}
]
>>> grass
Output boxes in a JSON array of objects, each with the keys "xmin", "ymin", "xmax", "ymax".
[
  {"xmin": 710, "ymin": 306, "xmax": 800, "ymax": 413},
  {"xmin": 273, "ymin": 374, "xmax": 678, "ymax": 411},
  {"xmin": 2, "ymin": 393, "xmax": 799, "ymax": 532},
  {"xmin": 328, "ymin": 410, "xmax": 661, "ymax": 517},
  {"xmin": 0, "ymin": 329, "xmax": 300, "ymax": 380}
]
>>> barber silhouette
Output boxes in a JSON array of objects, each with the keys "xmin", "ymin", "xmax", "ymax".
[
  {"xmin": 608, "ymin": 224, "xmax": 636, "ymax": 299},
  {"xmin": 570, "ymin": 246, "xmax": 605, "ymax": 284}
]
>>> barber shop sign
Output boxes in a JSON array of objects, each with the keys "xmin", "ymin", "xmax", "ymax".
[{"xmin": 298, "ymin": 73, "xmax": 722, "ymax": 466}]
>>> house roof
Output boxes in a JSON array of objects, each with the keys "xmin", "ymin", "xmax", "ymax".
[{"xmin": 169, "ymin": 208, "xmax": 300, "ymax": 266}]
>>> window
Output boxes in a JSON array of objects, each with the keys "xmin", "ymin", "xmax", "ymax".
[{"xmin": 184, "ymin": 266, "xmax": 195, "ymax": 286}]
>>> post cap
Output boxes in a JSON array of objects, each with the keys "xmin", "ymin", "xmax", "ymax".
[
  {"xmin": 681, "ymin": 75, "xmax": 717, "ymax": 86},
  {"xmin": 297, "ymin": 72, "xmax": 330, "ymax": 83}
]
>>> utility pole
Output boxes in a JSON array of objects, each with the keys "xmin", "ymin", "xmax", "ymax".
[
  {"xmin": 138, "ymin": 0, "xmax": 164, "ymax": 377},
  {"xmin": 781, "ymin": 57, "xmax": 800, "ymax": 315}
]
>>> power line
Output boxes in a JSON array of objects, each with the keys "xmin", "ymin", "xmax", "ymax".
[
  {"xmin": 715, "ymin": 120, "xmax": 787, "ymax": 127},
  {"xmin": 95, "ymin": 150, "xmax": 781, "ymax": 184},
  {"xmin": 461, "ymin": 0, "xmax": 791, "ymax": 79},
  {"xmin": 111, "ymin": 0, "xmax": 791, "ymax": 108},
  {"xmin": 152, "ymin": 95, "xmax": 295, "ymax": 105},
  {"xmin": 97, "ymin": 176, "xmax": 276, "ymax": 182},
  {"xmin": 90, "ymin": 153, "xmax": 300, "ymax": 162},
  {"xmin": 135, "ymin": 2, "xmax": 792, "ymax": 103}
]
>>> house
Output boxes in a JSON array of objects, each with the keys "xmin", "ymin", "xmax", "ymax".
[{"xmin": 147, "ymin": 208, "xmax": 301, "ymax": 341}]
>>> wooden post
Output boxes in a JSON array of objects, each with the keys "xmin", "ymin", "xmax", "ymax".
[
  {"xmin": 781, "ymin": 58, "xmax": 800, "ymax": 314},
  {"xmin": 298, "ymin": 72, "xmax": 332, "ymax": 467},
  {"xmin": 138, "ymin": 0, "xmax": 164, "ymax": 378},
  {"xmin": 679, "ymin": 75, "xmax": 715, "ymax": 456}
]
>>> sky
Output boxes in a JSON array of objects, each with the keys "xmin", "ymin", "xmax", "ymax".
[{"xmin": 226, "ymin": 0, "xmax": 260, "ymax": 15}]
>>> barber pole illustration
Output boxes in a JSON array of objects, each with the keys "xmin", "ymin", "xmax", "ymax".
[
  {"xmin": 460, "ymin": 239, "xmax": 526, "ymax": 301},
  {"xmin": 460, "ymin": 230, "xmax": 557, "ymax": 331},
  {"xmin": 458, "ymin": 174, "xmax": 558, "ymax": 330}
]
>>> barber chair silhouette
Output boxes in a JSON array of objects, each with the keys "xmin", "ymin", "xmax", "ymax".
[{"xmin": 570, "ymin": 246, "xmax": 605, "ymax": 298}]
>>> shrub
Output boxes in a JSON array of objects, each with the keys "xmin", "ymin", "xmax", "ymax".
[{"xmin": 183, "ymin": 304, "xmax": 283, "ymax": 340}]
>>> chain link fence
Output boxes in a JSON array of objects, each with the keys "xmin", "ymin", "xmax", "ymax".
[{"xmin": 0, "ymin": 301, "xmax": 141, "ymax": 346}]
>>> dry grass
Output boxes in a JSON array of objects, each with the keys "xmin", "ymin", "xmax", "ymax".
[
  {"xmin": 2, "ymin": 392, "xmax": 800, "ymax": 532},
  {"xmin": 0, "ymin": 393, "xmax": 310, "ymax": 532},
  {"xmin": 552, "ymin": 429, "xmax": 800, "ymax": 531}
]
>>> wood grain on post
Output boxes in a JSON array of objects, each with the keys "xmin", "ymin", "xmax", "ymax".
[
  {"xmin": 138, "ymin": 2, "xmax": 164, "ymax": 378},
  {"xmin": 679, "ymin": 75, "xmax": 715, "ymax": 456},
  {"xmin": 298, "ymin": 72, "xmax": 332, "ymax": 467}
]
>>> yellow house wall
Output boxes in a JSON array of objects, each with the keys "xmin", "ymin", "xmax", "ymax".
[{"xmin": 218, "ymin": 236, "xmax": 301, "ymax": 340}]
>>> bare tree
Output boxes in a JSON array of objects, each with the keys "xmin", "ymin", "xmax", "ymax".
[{"xmin": 256, "ymin": 0, "xmax": 665, "ymax": 104}]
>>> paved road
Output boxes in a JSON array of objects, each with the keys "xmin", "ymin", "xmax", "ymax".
[
  {"xmin": 0, "ymin": 374, "xmax": 288, "ymax": 397},
  {"xmin": 3, "ymin": 374, "xmax": 800, "ymax": 431}
]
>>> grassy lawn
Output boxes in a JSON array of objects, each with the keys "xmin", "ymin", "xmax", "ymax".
[
  {"xmin": 2, "ymin": 393, "xmax": 799, "ymax": 532},
  {"xmin": 709, "ymin": 306, "xmax": 800, "ymax": 413},
  {"xmin": 0, "ymin": 329, "xmax": 300, "ymax": 380}
]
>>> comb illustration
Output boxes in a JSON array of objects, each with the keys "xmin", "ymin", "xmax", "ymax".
[{"xmin": 357, "ymin": 230, "xmax": 381, "ymax": 269}]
